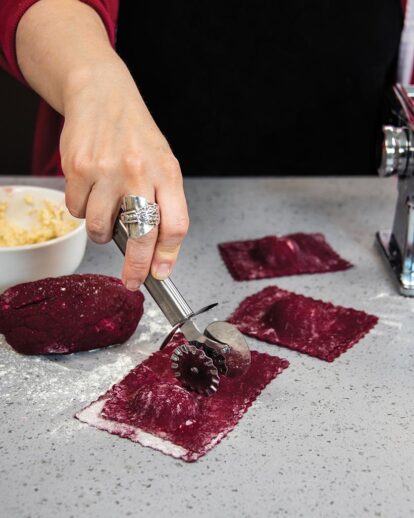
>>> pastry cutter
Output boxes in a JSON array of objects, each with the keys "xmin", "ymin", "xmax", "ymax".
[{"xmin": 113, "ymin": 195, "xmax": 251, "ymax": 396}]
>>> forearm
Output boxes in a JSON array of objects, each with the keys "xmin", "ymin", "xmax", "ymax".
[
  {"xmin": 16, "ymin": 0, "xmax": 189, "ymax": 288},
  {"xmin": 16, "ymin": 0, "xmax": 122, "ymax": 114}
]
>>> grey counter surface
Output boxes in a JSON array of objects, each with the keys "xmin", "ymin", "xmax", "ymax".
[{"xmin": 0, "ymin": 176, "xmax": 413, "ymax": 518}]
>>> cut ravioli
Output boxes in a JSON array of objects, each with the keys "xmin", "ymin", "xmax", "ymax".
[
  {"xmin": 218, "ymin": 233, "xmax": 352, "ymax": 281},
  {"xmin": 76, "ymin": 334, "xmax": 289, "ymax": 462},
  {"xmin": 227, "ymin": 286, "xmax": 378, "ymax": 362}
]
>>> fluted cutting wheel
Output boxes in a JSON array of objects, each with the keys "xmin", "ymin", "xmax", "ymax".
[{"xmin": 171, "ymin": 343, "xmax": 220, "ymax": 396}]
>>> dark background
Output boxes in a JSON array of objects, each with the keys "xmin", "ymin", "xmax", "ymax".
[
  {"xmin": 0, "ymin": 68, "xmax": 38, "ymax": 174},
  {"xmin": 0, "ymin": 0, "xmax": 403, "ymax": 176}
]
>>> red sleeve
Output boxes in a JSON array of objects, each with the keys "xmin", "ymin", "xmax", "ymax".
[{"xmin": 0, "ymin": 0, "xmax": 119, "ymax": 84}]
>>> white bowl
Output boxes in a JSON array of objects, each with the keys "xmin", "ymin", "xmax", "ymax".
[{"xmin": 0, "ymin": 185, "xmax": 87, "ymax": 293}]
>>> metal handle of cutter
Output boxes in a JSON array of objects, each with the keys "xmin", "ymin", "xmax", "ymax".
[{"xmin": 113, "ymin": 219, "xmax": 194, "ymax": 326}]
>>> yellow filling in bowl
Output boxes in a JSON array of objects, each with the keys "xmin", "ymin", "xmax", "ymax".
[{"xmin": 0, "ymin": 196, "xmax": 79, "ymax": 247}]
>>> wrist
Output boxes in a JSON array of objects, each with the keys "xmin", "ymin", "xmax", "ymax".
[{"xmin": 62, "ymin": 53, "xmax": 132, "ymax": 113}]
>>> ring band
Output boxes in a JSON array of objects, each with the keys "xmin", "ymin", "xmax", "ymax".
[{"xmin": 119, "ymin": 195, "xmax": 160, "ymax": 239}]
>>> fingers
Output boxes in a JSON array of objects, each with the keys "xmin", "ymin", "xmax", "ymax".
[
  {"xmin": 151, "ymin": 164, "xmax": 189, "ymax": 280},
  {"xmin": 84, "ymin": 183, "xmax": 121, "ymax": 243},
  {"xmin": 64, "ymin": 159, "xmax": 122, "ymax": 243},
  {"xmin": 62, "ymin": 140, "xmax": 187, "ymax": 289},
  {"xmin": 122, "ymin": 228, "xmax": 158, "ymax": 290},
  {"xmin": 120, "ymin": 179, "xmax": 157, "ymax": 291},
  {"xmin": 64, "ymin": 177, "xmax": 91, "ymax": 219},
  {"xmin": 61, "ymin": 142, "xmax": 94, "ymax": 219}
]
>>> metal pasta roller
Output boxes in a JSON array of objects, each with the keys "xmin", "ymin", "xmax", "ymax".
[
  {"xmin": 377, "ymin": 84, "xmax": 414, "ymax": 296},
  {"xmin": 113, "ymin": 195, "xmax": 251, "ymax": 396}
]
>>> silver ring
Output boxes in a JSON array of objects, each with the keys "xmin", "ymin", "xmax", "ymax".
[
  {"xmin": 120, "ymin": 195, "xmax": 160, "ymax": 238},
  {"xmin": 120, "ymin": 205, "xmax": 160, "ymax": 226}
]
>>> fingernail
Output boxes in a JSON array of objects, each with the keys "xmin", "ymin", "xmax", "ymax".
[
  {"xmin": 154, "ymin": 263, "xmax": 171, "ymax": 280},
  {"xmin": 125, "ymin": 279, "xmax": 141, "ymax": 291}
]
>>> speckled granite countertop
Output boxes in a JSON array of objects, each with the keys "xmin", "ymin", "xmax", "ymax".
[{"xmin": 1, "ymin": 176, "xmax": 413, "ymax": 518}]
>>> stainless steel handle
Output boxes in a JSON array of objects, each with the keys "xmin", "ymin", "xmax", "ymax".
[
  {"xmin": 113, "ymin": 218, "xmax": 129, "ymax": 253},
  {"xmin": 144, "ymin": 275, "xmax": 193, "ymax": 326},
  {"xmin": 113, "ymin": 219, "xmax": 194, "ymax": 326}
]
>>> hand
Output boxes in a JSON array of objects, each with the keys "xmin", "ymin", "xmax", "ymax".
[
  {"xmin": 16, "ymin": 0, "xmax": 188, "ymax": 288},
  {"xmin": 60, "ymin": 61, "xmax": 189, "ymax": 290}
]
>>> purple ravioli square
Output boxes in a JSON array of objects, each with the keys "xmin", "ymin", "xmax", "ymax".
[{"xmin": 218, "ymin": 233, "xmax": 352, "ymax": 281}]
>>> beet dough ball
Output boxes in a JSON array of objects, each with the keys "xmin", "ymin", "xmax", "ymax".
[{"xmin": 0, "ymin": 274, "xmax": 144, "ymax": 354}]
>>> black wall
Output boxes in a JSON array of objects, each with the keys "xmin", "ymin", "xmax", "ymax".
[{"xmin": 0, "ymin": 68, "xmax": 38, "ymax": 175}]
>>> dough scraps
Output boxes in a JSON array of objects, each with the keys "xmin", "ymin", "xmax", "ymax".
[
  {"xmin": 76, "ymin": 333, "xmax": 289, "ymax": 462},
  {"xmin": 0, "ymin": 274, "xmax": 144, "ymax": 354},
  {"xmin": 218, "ymin": 233, "xmax": 352, "ymax": 281},
  {"xmin": 227, "ymin": 286, "xmax": 378, "ymax": 362}
]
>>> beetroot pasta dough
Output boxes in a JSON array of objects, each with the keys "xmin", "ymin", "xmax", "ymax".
[
  {"xmin": 228, "ymin": 286, "xmax": 378, "ymax": 362},
  {"xmin": 76, "ymin": 333, "xmax": 289, "ymax": 462},
  {"xmin": 218, "ymin": 233, "xmax": 352, "ymax": 281},
  {"xmin": 0, "ymin": 274, "xmax": 144, "ymax": 354}
]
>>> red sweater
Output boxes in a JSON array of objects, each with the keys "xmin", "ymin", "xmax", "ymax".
[{"xmin": 0, "ymin": 0, "xmax": 119, "ymax": 175}]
